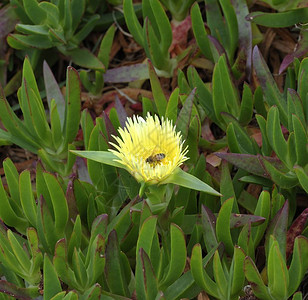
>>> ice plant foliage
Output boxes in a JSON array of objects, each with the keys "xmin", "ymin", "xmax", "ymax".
[{"xmin": 109, "ymin": 113, "xmax": 188, "ymax": 184}]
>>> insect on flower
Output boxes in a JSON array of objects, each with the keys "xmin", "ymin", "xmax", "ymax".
[{"xmin": 146, "ymin": 153, "xmax": 166, "ymax": 165}]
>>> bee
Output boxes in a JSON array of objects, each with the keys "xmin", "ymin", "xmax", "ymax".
[{"xmin": 146, "ymin": 153, "xmax": 166, "ymax": 165}]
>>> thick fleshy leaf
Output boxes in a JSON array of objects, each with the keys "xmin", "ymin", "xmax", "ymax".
[
  {"xmin": 43, "ymin": 61, "xmax": 65, "ymax": 127},
  {"xmin": 43, "ymin": 254, "xmax": 62, "ymax": 300},
  {"xmin": 104, "ymin": 63, "xmax": 149, "ymax": 83},
  {"xmin": 244, "ymin": 257, "xmax": 271, "ymax": 300},
  {"xmin": 286, "ymin": 208, "xmax": 308, "ymax": 259},
  {"xmin": 190, "ymin": 243, "xmax": 220, "ymax": 298},
  {"xmin": 64, "ymin": 48, "xmax": 105, "ymax": 70},
  {"xmin": 201, "ymin": 205, "xmax": 218, "ymax": 252},
  {"xmin": 215, "ymin": 152, "xmax": 285, "ymax": 178},
  {"xmin": 159, "ymin": 224, "xmax": 186, "ymax": 289},
  {"xmin": 176, "ymin": 88, "xmax": 195, "ymax": 139},
  {"xmin": 288, "ymin": 236, "xmax": 308, "ymax": 296},
  {"xmin": 71, "ymin": 150, "xmax": 123, "ymax": 168},
  {"xmin": 161, "ymin": 168, "xmax": 221, "ymax": 196},
  {"xmin": 246, "ymin": 8, "xmax": 308, "ymax": 27},
  {"xmin": 216, "ymin": 197, "xmax": 234, "ymax": 255},
  {"xmin": 0, "ymin": 280, "xmax": 39, "ymax": 300},
  {"xmin": 253, "ymin": 46, "xmax": 287, "ymax": 126},
  {"xmin": 105, "ymin": 230, "xmax": 130, "ymax": 297},
  {"xmin": 267, "ymin": 236, "xmax": 289, "ymax": 299},
  {"xmin": 265, "ymin": 200, "xmax": 288, "ymax": 259},
  {"xmin": 139, "ymin": 248, "xmax": 159, "ymax": 300}
]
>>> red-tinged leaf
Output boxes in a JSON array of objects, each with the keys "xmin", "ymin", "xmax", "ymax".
[
  {"xmin": 43, "ymin": 61, "xmax": 65, "ymax": 127},
  {"xmin": 286, "ymin": 208, "xmax": 308, "ymax": 259},
  {"xmin": 176, "ymin": 88, "xmax": 195, "ymax": 139},
  {"xmin": 105, "ymin": 230, "xmax": 130, "ymax": 297},
  {"xmin": 0, "ymin": 280, "xmax": 39, "ymax": 300},
  {"xmin": 115, "ymin": 95, "xmax": 128, "ymax": 128},
  {"xmin": 201, "ymin": 205, "xmax": 218, "ymax": 253},
  {"xmin": 244, "ymin": 257, "xmax": 272, "ymax": 300},
  {"xmin": 208, "ymin": 35, "xmax": 228, "ymax": 59},
  {"xmin": 104, "ymin": 63, "xmax": 149, "ymax": 83},
  {"xmin": 103, "ymin": 112, "xmax": 117, "ymax": 141},
  {"xmin": 140, "ymin": 248, "xmax": 158, "ymax": 299},
  {"xmin": 66, "ymin": 180, "xmax": 78, "ymax": 220},
  {"xmin": 215, "ymin": 152, "xmax": 286, "ymax": 178},
  {"xmin": 232, "ymin": 0, "xmax": 252, "ymax": 77},
  {"xmin": 229, "ymin": 213, "xmax": 265, "ymax": 228},
  {"xmin": 279, "ymin": 32, "xmax": 308, "ymax": 74},
  {"xmin": 265, "ymin": 200, "xmax": 288, "ymax": 259},
  {"xmin": 170, "ymin": 16, "xmax": 192, "ymax": 52},
  {"xmin": 252, "ymin": 46, "xmax": 287, "ymax": 126},
  {"xmin": 0, "ymin": 5, "xmax": 17, "ymax": 38}
]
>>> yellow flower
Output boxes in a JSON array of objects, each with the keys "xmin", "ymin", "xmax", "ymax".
[{"xmin": 109, "ymin": 113, "xmax": 188, "ymax": 184}]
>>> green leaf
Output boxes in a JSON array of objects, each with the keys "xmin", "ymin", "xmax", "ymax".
[
  {"xmin": 165, "ymin": 87, "xmax": 179, "ymax": 124},
  {"xmin": 50, "ymin": 99, "xmax": 63, "ymax": 149},
  {"xmin": 239, "ymin": 83, "xmax": 253, "ymax": 126},
  {"xmin": 19, "ymin": 170, "xmax": 37, "ymax": 227},
  {"xmin": 136, "ymin": 216, "xmax": 159, "ymax": 299},
  {"xmin": 292, "ymin": 114, "xmax": 308, "ymax": 166},
  {"xmin": 0, "ymin": 173, "xmax": 27, "ymax": 232},
  {"xmin": 261, "ymin": 157, "xmax": 298, "ymax": 189},
  {"xmin": 63, "ymin": 66, "xmax": 81, "ymax": 145},
  {"xmin": 246, "ymin": 8, "xmax": 308, "ymax": 27},
  {"xmin": 63, "ymin": 48, "xmax": 105, "ymax": 70},
  {"xmin": 216, "ymin": 197, "xmax": 234, "ymax": 255},
  {"xmin": 201, "ymin": 205, "xmax": 218, "ymax": 252},
  {"xmin": 161, "ymin": 168, "xmax": 221, "ymax": 196},
  {"xmin": 292, "ymin": 292, "xmax": 303, "ymax": 300},
  {"xmin": 219, "ymin": 0, "xmax": 238, "ymax": 61},
  {"xmin": 71, "ymin": 150, "xmax": 123, "ymax": 168},
  {"xmin": 98, "ymin": 24, "xmax": 116, "ymax": 69},
  {"xmin": 176, "ymin": 89, "xmax": 196, "ymax": 141},
  {"xmin": 190, "ymin": 243, "xmax": 220, "ymax": 298},
  {"xmin": 43, "ymin": 61, "xmax": 65, "ymax": 128},
  {"xmin": 267, "ymin": 236, "xmax": 289, "ymax": 299},
  {"xmin": 159, "ymin": 224, "xmax": 186, "ymax": 289},
  {"xmin": 86, "ymin": 235, "xmax": 105, "ymax": 287},
  {"xmin": 123, "ymin": 0, "xmax": 144, "ymax": 47},
  {"xmin": 44, "ymin": 254, "xmax": 62, "ymax": 300},
  {"xmin": 253, "ymin": 46, "xmax": 287, "ymax": 126},
  {"xmin": 265, "ymin": 200, "xmax": 288, "ymax": 260},
  {"xmin": 53, "ymin": 239, "xmax": 78, "ymax": 288},
  {"xmin": 70, "ymin": 0, "xmax": 85, "ymax": 31},
  {"xmin": 149, "ymin": 0, "xmax": 172, "ymax": 54},
  {"xmin": 139, "ymin": 248, "xmax": 159, "ymax": 300},
  {"xmin": 256, "ymin": 114, "xmax": 272, "ymax": 156},
  {"xmin": 7, "ymin": 230, "xmax": 31, "ymax": 275},
  {"xmin": 7, "ymin": 33, "xmax": 53, "ymax": 49},
  {"xmin": 213, "ymin": 250, "xmax": 228, "ymax": 299},
  {"xmin": 294, "ymin": 165, "xmax": 308, "ymax": 193},
  {"xmin": 252, "ymin": 191, "xmax": 270, "ymax": 248},
  {"xmin": 43, "ymin": 173, "xmax": 68, "ymax": 231},
  {"xmin": 105, "ymin": 230, "xmax": 130, "ymax": 297},
  {"xmin": 148, "ymin": 61, "xmax": 168, "ymax": 116},
  {"xmin": 191, "ymin": 2, "xmax": 213, "ymax": 61},
  {"xmin": 288, "ymin": 236, "xmax": 308, "ymax": 296},
  {"xmin": 16, "ymin": 24, "xmax": 49, "ymax": 35},
  {"xmin": 212, "ymin": 55, "xmax": 240, "ymax": 126},
  {"xmin": 231, "ymin": 246, "xmax": 246, "ymax": 297},
  {"xmin": 3, "ymin": 158, "xmax": 20, "ymax": 204},
  {"xmin": 244, "ymin": 257, "xmax": 271, "ymax": 300},
  {"xmin": 266, "ymin": 106, "xmax": 288, "ymax": 166},
  {"xmin": 23, "ymin": 0, "xmax": 47, "ymax": 24}
]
